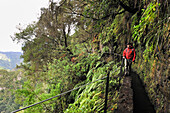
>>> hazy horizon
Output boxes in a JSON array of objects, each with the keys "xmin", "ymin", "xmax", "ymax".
[{"xmin": 0, "ymin": 0, "xmax": 49, "ymax": 52}]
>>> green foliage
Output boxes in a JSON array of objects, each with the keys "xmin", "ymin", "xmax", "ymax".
[
  {"xmin": 14, "ymin": 50, "xmax": 121, "ymax": 113},
  {"xmin": 133, "ymin": 2, "xmax": 159, "ymax": 40},
  {"xmin": 0, "ymin": 69, "xmax": 23, "ymax": 113},
  {"xmin": 132, "ymin": 1, "xmax": 169, "ymax": 113},
  {"xmin": 10, "ymin": 0, "xmax": 169, "ymax": 113},
  {"xmin": 65, "ymin": 59, "xmax": 120, "ymax": 113}
]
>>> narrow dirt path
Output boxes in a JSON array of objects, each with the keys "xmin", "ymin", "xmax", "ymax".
[
  {"xmin": 131, "ymin": 72, "xmax": 155, "ymax": 113},
  {"xmin": 115, "ymin": 71, "xmax": 156, "ymax": 113},
  {"xmin": 115, "ymin": 76, "xmax": 133, "ymax": 113}
]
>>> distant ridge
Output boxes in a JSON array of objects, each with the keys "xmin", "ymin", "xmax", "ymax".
[{"xmin": 0, "ymin": 51, "xmax": 22, "ymax": 70}]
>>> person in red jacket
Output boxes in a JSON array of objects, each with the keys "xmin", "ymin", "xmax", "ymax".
[{"xmin": 123, "ymin": 43, "xmax": 136, "ymax": 75}]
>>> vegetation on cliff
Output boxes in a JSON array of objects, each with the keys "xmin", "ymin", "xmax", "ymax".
[{"xmin": 1, "ymin": 0, "xmax": 169, "ymax": 113}]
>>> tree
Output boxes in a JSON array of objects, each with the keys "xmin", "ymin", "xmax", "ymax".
[
  {"xmin": 12, "ymin": 0, "xmax": 169, "ymax": 112},
  {"xmin": 0, "ymin": 69, "xmax": 22, "ymax": 113}
]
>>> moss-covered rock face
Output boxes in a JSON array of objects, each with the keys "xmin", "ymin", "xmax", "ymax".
[
  {"xmin": 131, "ymin": 1, "xmax": 169, "ymax": 112},
  {"xmin": 133, "ymin": 57, "xmax": 169, "ymax": 113}
]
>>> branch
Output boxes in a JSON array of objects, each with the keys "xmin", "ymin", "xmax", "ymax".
[
  {"xmin": 118, "ymin": 1, "xmax": 138, "ymax": 14},
  {"xmin": 65, "ymin": 10, "xmax": 125, "ymax": 21}
]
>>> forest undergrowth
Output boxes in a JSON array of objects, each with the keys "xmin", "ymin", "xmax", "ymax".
[{"xmin": 0, "ymin": 0, "xmax": 169, "ymax": 113}]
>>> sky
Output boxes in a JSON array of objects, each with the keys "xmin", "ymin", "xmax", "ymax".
[{"xmin": 0, "ymin": 0, "xmax": 49, "ymax": 52}]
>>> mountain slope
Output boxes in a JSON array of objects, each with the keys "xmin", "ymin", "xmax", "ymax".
[{"xmin": 0, "ymin": 52, "xmax": 22, "ymax": 70}]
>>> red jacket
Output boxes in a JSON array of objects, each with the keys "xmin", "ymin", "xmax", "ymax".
[{"xmin": 123, "ymin": 46, "xmax": 136, "ymax": 62}]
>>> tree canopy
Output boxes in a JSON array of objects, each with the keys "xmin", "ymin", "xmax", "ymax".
[{"xmin": 6, "ymin": 0, "xmax": 170, "ymax": 112}]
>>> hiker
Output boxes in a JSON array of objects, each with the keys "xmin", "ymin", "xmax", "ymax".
[{"xmin": 123, "ymin": 43, "xmax": 136, "ymax": 76}]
